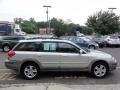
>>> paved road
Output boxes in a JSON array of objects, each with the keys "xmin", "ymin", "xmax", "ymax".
[{"xmin": 0, "ymin": 47, "xmax": 120, "ymax": 86}]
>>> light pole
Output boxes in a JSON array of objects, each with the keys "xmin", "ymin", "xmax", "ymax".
[
  {"xmin": 43, "ymin": 5, "xmax": 51, "ymax": 34},
  {"xmin": 108, "ymin": 8, "xmax": 117, "ymax": 12}
]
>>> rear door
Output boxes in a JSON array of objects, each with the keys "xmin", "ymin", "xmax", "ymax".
[
  {"xmin": 14, "ymin": 41, "xmax": 60, "ymax": 70},
  {"xmin": 36, "ymin": 41, "xmax": 61, "ymax": 70}
]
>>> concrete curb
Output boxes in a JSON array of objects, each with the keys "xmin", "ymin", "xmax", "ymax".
[{"xmin": 1, "ymin": 83, "xmax": 120, "ymax": 90}]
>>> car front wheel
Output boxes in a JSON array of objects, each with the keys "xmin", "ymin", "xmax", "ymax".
[
  {"xmin": 89, "ymin": 45, "xmax": 95, "ymax": 49},
  {"xmin": 91, "ymin": 62, "xmax": 109, "ymax": 78}
]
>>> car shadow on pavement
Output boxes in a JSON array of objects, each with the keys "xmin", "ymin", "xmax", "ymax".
[{"xmin": 10, "ymin": 70, "xmax": 119, "ymax": 85}]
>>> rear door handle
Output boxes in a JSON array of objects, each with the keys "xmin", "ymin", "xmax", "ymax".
[
  {"xmin": 38, "ymin": 56, "xmax": 42, "ymax": 57},
  {"xmin": 61, "ymin": 55, "xmax": 67, "ymax": 57}
]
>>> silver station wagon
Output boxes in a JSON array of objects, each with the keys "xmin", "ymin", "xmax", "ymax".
[{"xmin": 5, "ymin": 39, "xmax": 117, "ymax": 79}]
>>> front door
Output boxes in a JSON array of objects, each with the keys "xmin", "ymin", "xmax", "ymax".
[{"xmin": 57, "ymin": 42, "xmax": 89, "ymax": 71}]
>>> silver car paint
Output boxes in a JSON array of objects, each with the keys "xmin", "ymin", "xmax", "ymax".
[{"xmin": 5, "ymin": 39, "xmax": 117, "ymax": 73}]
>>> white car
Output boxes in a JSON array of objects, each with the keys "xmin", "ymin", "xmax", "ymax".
[{"xmin": 103, "ymin": 36, "xmax": 120, "ymax": 47}]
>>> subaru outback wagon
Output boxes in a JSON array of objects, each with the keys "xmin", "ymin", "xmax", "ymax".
[{"xmin": 5, "ymin": 39, "xmax": 117, "ymax": 79}]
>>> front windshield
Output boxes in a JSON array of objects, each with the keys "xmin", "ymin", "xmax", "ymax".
[{"xmin": 83, "ymin": 38, "xmax": 91, "ymax": 42}]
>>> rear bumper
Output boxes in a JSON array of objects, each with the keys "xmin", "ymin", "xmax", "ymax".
[{"xmin": 5, "ymin": 60, "xmax": 21, "ymax": 73}]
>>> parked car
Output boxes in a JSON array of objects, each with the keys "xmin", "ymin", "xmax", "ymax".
[
  {"xmin": 60, "ymin": 36, "xmax": 99, "ymax": 49},
  {"xmin": 5, "ymin": 39, "xmax": 117, "ymax": 79},
  {"xmin": 0, "ymin": 36, "xmax": 27, "ymax": 52},
  {"xmin": 94, "ymin": 36, "xmax": 106, "ymax": 48},
  {"xmin": 103, "ymin": 35, "xmax": 120, "ymax": 47}
]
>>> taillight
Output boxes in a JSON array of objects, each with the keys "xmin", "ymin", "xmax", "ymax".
[{"xmin": 7, "ymin": 50, "xmax": 15, "ymax": 59}]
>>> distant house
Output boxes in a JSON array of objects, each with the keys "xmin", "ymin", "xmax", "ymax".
[{"xmin": 39, "ymin": 28, "xmax": 54, "ymax": 35}]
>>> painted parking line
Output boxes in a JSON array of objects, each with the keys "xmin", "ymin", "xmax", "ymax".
[
  {"xmin": 117, "ymin": 67, "xmax": 120, "ymax": 69},
  {"xmin": 55, "ymin": 76, "xmax": 87, "ymax": 79},
  {"xmin": 0, "ymin": 72, "xmax": 16, "ymax": 81},
  {"xmin": 0, "ymin": 67, "xmax": 120, "ymax": 80},
  {"xmin": 0, "ymin": 69, "xmax": 10, "ymax": 71}
]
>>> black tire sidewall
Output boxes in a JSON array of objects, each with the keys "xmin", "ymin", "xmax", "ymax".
[
  {"xmin": 21, "ymin": 63, "xmax": 40, "ymax": 80},
  {"xmin": 91, "ymin": 62, "xmax": 109, "ymax": 78},
  {"xmin": 89, "ymin": 45, "xmax": 95, "ymax": 49},
  {"xmin": 3, "ymin": 45, "xmax": 11, "ymax": 52}
]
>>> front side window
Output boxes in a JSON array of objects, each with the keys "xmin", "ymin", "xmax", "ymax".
[{"xmin": 57, "ymin": 42, "xmax": 79, "ymax": 53}]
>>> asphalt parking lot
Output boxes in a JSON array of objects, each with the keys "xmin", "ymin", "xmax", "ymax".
[{"xmin": 0, "ymin": 47, "xmax": 120, "ymax": 86}]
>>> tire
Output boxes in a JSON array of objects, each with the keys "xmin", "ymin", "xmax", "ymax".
[
  {"xmin": 91, "ymin": 62, "xmax": 109, "ymax": 78},
  {"xmin": 2, "ymin": 45, "xmax": 11, "ymax": 52},
  {"xmin": 89, "ymin": 45, "xmax": 95, "ymax": 49},
  {"xmin": 21, "ymin": 63, "xmax": 40, "ymax": 80}
]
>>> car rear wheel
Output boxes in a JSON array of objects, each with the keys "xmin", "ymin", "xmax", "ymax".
[
  {"xmin": 3, "ymin": 45, "xmax": 11, "ymax": 52},
  {"xmin": 91, "ymin": 62, "xmax": 109, "ymax": 78},
  {"xmin": 21, "ymin": 63, "xmax": 40, "ymax": 80},
  {"xmin": 89, "ymin": 45, "xmax": 95, "ymax": 49}
]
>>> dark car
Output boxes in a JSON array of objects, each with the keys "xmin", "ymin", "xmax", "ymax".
[
  {"xmin": 60, "ymin": 36, "xmax": 99, "ymax": 49},
  {"xmin": 94, "ymin": 36, "xmax": 106, "ymax": 48},
  {"xmin": 0, "ymin": 36, "xmax": 26, "ymax": 52}
]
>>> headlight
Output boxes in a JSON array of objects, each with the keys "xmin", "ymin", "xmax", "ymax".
[{"xmin": 111, "ymin": 57, "xmax": 117, "ymax": 63}]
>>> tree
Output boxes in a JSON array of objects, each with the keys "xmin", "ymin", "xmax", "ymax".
[
  {"xmin": 50, "ymin": 18, "xmax": 66, "ymax": 37},
  {"xmin": 14, "ymin": 18, "xmax": 23, "ymax": 24},
  {"xmin": 80, "ymin": 26, "xmax": 93, "ymax": 35},
  {"xmin": 21, "ymin": 20, "xmax": 36, "ymax": 34},
  {"xmin": 50, "ymin": 18, "xmax": 81, "ymax": 37},
  {"xmin": 86, "ymin": 10, "xmax": 120, "ymax": 35}
]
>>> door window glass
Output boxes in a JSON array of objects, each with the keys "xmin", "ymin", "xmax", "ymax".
[
  {"xmin": 57, "ymin": 42, "xmax": 79, "ymax": 53},
  {"xmin": 15, "ymin": 42, "xmax": 43, "ymax": 51},
  {"xmin": 43, "ymin": 42, "xmax": 57, "ymax": 52}
]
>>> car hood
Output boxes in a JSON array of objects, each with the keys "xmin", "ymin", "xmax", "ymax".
[
  {"xmin": 88, "ymin": 41, "xmax": 98, "ymax": 45},
  {"xmin": 87, "ymin": 49, "xmax": 112, "ymax": 59}
]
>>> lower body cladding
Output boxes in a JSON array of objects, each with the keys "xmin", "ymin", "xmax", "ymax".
[
  {"xmin": 5, "ymin": 60, "xmax": 117, "ymax": 74},
  {"xmin": 109, "ymin": 62, "xmax": 117, "ymax": 71},
  {"xmin": 107, "ymin": 43, "xmax": 120, "ymax": 47},
  {"xmin": 5, "ymin": 60, "xmax": 21, "ymax": 73}
]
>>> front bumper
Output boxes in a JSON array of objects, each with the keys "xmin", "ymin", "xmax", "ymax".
[{"xmin": 109, "ymin": 62, "xmax": 117, "ymax": 71}]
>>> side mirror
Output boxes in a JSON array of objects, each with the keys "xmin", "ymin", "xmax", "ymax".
[{"xmin": 79, "ymin": 50, "xmax": 85, "ymax": 54}]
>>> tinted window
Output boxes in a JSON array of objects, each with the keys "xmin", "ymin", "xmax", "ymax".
[
  {"xmin": 13, "ymin": 37, "xmax": 25, "ymax": 40},
  {"xmin": 76, "ymin": 38, "xmax": 84, "ymax": 42},
  {"xmin": 69, "ymin": 37, "xmax": 76, "ymax": 41},
  {"xmin": 2, "ymin": 37, "xmax": 17, "ymax": 40},
  {"xmin": 15, "ymin": 42, "xmax": 43, "ymax": 51},
  {"xmin": 57, "ymin": 42, "xmax": 79, "ymax": 53},
  {"xmin": 110, "ymin": 36, "xmax": 119, "ymax": 39}
]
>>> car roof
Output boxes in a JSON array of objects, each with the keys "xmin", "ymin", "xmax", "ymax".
[
  {"xmin": 19, "ymin": 39, "xmax": 73, "ymax": 43},
  {"xmin": 18, "ymin": 39, "xmax": 81, "ymax": 49},
  {"xmin": 0, "ymin": 35, "xmax": 26, "ymax": 38}
]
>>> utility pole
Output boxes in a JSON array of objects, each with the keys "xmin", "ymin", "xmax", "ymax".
[{"xmin": 43, "ymin": 5, "xmax": 51, "ymax": 34}]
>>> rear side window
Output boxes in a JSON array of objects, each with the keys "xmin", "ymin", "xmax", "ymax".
[
  {"xmin": 14, "ymin": 42, "xmax": 43, "ymax": 51},
  {"xmin": 43, "ymin": 42, "xmax": 57, "ymax": 52}
]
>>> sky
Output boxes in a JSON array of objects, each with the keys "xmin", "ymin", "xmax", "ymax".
[{"xmin": 0, "ymin": 0, "xmax": 120, "ymax": 25}]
